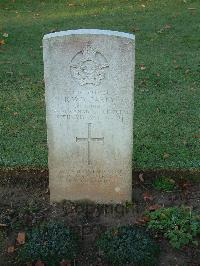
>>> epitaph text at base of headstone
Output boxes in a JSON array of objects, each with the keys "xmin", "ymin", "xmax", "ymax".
[{"xmin": 43, "ymin": 29, "xmax": 135, "ymax": 203}]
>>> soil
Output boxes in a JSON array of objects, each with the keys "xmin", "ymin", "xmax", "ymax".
[{"xmin": 0, "ymin": 174, "xmax": 199, "ymax": 266}]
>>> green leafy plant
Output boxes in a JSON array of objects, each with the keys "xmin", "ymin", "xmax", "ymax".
[
  {"xmin": 147, "ymin": 206, "xmax": 200, "ymax": 249},
  {"xmin": 11, "ymin": 203, "xmax": 40, "ymax": 230},
  {"xmin": 18, "ymin": 220, "xmax": 80, "ymax": 266},
  {"xmin": 153, "ymin": 176, "xmax": 176, "ymax": 191},
  {"xmin": 96, "ymin": 225, "xmax": 160, "ymax": 265}
]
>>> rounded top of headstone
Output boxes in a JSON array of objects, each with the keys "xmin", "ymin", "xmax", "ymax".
[{"xmin": 43, "ymin": 29, "xmax": 135, "ymax": 40}]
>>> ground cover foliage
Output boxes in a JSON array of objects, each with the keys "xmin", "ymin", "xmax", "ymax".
[
  {"xmin": 18, "ymin": 223, "xmax": 160, "ymax": 265},
  {"xmin": 18, "ymin": 221, "xmax": 80, "ymax": 265},
  {"xmin": 0, "ymin": 0, "xmax": 200, "ymax": 170},
  {"xmin": 96, "ymin": 225, "xmax": 160, "ymax": 265},
  {"xmin": 0, "ymin": 178, "xmax": 200, "ymax": 265},
  {"xmin": 147, "ymin": 206, "xmax": 200, "ymax": 249}
]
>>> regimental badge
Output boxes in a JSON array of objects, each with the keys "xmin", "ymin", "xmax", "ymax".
[{"xmin": 70, "ymin": 45, "xmax": 109, "ymax": 86}]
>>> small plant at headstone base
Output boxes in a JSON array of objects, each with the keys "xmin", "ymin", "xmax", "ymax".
[
  {"xmin": 147, "ymin": 206, "xmax": 200, "ymax": 249},
  {"xmin": 11, "ymin": 203, "xmax": 41, "ymax": 230},
  {"xmin": 153, "ymin": 176, "xmax": 176, "ymax": 191},
  {"xmin": 96, "ymin": 225, "xmax": 160, "ymax": 266},
  {"xmin": 18, "ymin": 220, "xmax": 80, "ymax": 266}
]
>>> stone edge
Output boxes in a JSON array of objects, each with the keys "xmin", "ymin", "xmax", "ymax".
[{"xmin": 43, "ymin": 29, "xmax": 135, "ymax": 40}]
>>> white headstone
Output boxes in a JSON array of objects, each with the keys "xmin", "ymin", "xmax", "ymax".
[{"xmin": 43, "ymin": 29, "xmax": 135, "ymax": 203}]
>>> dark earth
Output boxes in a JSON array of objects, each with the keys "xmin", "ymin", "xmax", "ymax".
[{"xmin": 0, "ymin": 171, "xmax": 199, "ymax": 266}]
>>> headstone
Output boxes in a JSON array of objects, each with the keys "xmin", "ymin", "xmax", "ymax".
[{"xmin": 43, "ymin": 29, "xmax": 135, "ymax": 203}]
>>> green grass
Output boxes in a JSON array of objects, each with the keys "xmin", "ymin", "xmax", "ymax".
[{"xmin": 0, "ymin": 0, "xmax": 199, "ymax": 170}]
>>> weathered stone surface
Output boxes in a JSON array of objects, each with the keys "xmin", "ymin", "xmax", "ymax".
[{"xmin": 43, "ymin": 29, "xmax": 135, "ymax": 203}]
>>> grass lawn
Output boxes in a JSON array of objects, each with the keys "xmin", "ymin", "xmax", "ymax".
[{"xmin": 0, "ymin": 0, "xmax": 199, "ymax": 170}]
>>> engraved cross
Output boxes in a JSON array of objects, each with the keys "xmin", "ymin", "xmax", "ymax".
[{"xmin": 76, "ymin": 123, "xmax": 104, "ymax": 165}]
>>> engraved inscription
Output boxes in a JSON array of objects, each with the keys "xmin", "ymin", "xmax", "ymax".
[
  {"xmin": 58, "ymin": 169, "xmax": 124, "ymax": 184},
  {"xmin": 51, "ymin": 88, "xmax": 132, "ymax": 123},
  {"xmin": 76, "ymin": 123, "xmax": 104, "ymax": 165},
  {"xmin": 70, "ymin": 45, "xmax": 109, "ymax": 86}
]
